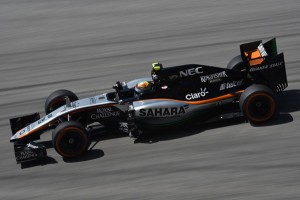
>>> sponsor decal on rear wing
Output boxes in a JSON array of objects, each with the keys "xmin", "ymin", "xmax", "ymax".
[
  {"xmin": 240, "ymin": 38, "xmax": 278, "ymax": 67},
  {"xmin": 240, "ymin": 38, "xmax": 287, "ymax": 93}
]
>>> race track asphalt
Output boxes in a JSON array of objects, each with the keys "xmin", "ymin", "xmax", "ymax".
[{"xmin": 0, "ymin": 0, "xmax": 300, "ymax": 199}]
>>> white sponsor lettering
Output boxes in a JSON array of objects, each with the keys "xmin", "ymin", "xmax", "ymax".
[
  {"xmin": 16, "ymin": 150, "xmax": 37, "ymax": 161},
  {"xmin": 97, "ymin": 108, "xmax": 112, "ymax": 113},
  {"xmin": 91, "ymin": 107, "xmax": 120, "ymax": 119},
  {"xmin": 179, "ymin": 67, "xmax": 203, "ymax": 77},
  {"xmin": 186, "ymin": 88, "xmax": 208, "ymax": 100},
  {"xmin": 258, "ymin": 43, "xmax": 268, "ymax": 57},
  {"xmin": 19, "ymin": 129, "xmax": 26, "ymax": 135},
  {"xmin": 249, "ymin": 65, "xmax": 268, "ymax": 72},
  {"xmin": 220, "ymin": 80, "xmax": 243, "ymax": 90},
  {"xmin": 249, "ymin": 61, "xmax": 283, "ymax": 72},
  {"xmin": 91, "ymin": 112, "xmax": 120, "ymax": 119},
  {"xmin": 200, "ymin": 71, "xmax": 227, "ymax": 83},
  {"xmin": 26, "ymin": 143, "xmax": 39, "ymax": 149},
  {"xmin": 119, "ymin": 122, "xmax": 128, "ymax": 132},
  {"xmin": 270, "ymin": 61, "xmax": 283, "ymax": 68}
]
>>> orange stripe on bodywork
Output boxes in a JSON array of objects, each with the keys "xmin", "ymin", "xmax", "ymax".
[{"xmin": 135, "ymin": 90, "xmax": 244, "ymax": 105}]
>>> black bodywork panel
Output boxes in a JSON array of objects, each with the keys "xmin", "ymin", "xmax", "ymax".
[{"xmin": 136, "ymin": 64, "xmax": 248, "ymax": 102}]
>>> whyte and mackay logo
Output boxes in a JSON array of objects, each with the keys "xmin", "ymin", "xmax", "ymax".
[
  {"xmin": 185, "ymin": 88, "xmax": 208, "ymax": 100},
  {"xmin": 91, "ymin": 107, "xmax": 120, "ymax": 119},
  {"xmin": 139, "ymin": 105, "xmax": 189, "ymax": 117}
]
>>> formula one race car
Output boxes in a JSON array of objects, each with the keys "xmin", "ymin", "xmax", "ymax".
[{"xmin": 9, "ymin": 38, "xmax": 287, "ymax": 164}]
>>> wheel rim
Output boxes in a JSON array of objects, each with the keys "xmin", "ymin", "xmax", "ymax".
[
  {"xmin": 244, "ymin": 93, "xmax": 275, "ymax": 122},
  {"xmin": 56, "ymin": 127, "xmax": 88, "ymax": 157}
]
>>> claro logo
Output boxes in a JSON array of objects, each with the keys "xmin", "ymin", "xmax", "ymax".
[
  {"xmin": 179, "ymin": 67, "xmax": 203, "ymax": 77},
  {"xmin": 186, "ymin": 88, "xmax": 208, "ymax": 100}
]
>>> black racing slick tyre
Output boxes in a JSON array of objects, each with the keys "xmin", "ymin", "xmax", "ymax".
[
  {"xmin": 239, "ymin": 84, "xmax": 276, "ymax": 124},
  {"xmin": 52, "ymin": 121, "xmax": 90, "ymax": 158},
  {"xmin": 45, "ymin": 89, "xmax": 78, "ymax": 114},
  {"xmin": 227, "ymin": 55, "xmax": 245, "ymax": 71}
]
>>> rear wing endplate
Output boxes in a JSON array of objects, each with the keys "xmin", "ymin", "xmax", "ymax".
[{"xmin": 240, "ymin": 38, "xmax": 288, "ymax": 93}]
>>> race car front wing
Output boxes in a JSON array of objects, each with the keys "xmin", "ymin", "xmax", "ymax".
[
  {"xmin": 14, "ymin": 142, "xmax": 47, "ymax": 164},
  {"xmin": 10, "ymin": 113, "xmax": 47, "ymax": 163}
]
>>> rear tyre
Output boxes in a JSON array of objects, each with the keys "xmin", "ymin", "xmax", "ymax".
[
  {"xmin": 227, "ymin": 55, "xmax": 245, "ymax": 71},
  {"xmin": 52, "ymin": 121, "xmax": 90, "ymax": 158},
  {"xmin": 45, "ymin": 89, "xmax": 78, "ymax": 114},
  {"xmin": 240, "ymin": 84, "xmax": 276, "ymax": 124}
]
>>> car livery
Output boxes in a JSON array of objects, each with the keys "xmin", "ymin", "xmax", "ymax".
[{"xmin": 9, "ymin": 38, "xmax": 288, "ymax": 164}]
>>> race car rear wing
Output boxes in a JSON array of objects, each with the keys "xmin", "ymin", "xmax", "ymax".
[{"xmin": 240, "ymin": 38, "xmax": 288, "ymax": 93}]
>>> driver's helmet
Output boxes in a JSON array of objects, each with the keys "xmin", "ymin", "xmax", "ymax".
[
  {"xmin": 152, "ymin": 62, "xmax": 163, "ymax": 71},
  {"xmin": 135, "ymin": 81, "xmax": 152, "ymax": 94}
]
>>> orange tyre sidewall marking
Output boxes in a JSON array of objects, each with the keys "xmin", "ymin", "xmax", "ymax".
[
  {"xmin": 55, "ymin": 127, "xmax": 88, "ymax": 158},
  {"xmin": 243, "ymin": 92, "xmax": 276, "ymax": 122}
]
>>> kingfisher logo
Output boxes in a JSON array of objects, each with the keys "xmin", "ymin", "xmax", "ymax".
[
  {"xmin": 220, "ymin": 80, "xmax": 243, "ymax": 90},
  {"xmin": 185, "ymin": 88, "xmax": 208, "ymax": 100}
]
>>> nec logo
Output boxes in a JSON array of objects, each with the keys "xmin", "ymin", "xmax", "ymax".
[{"xmin": 179, "ymin": 67, "xmax": 203, "ymax": 77}]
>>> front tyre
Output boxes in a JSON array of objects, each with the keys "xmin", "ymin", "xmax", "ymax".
[
  {"xmin": 52, "ymin": 121, "xmax": 90, "ymax": 158},
  {"xmin": 45, "ymin": 89, "xmax": 78, "ymax": 114},
  {"xmin": 240, "ymin": 84, "xmax": 276, "ymax": 124}
]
